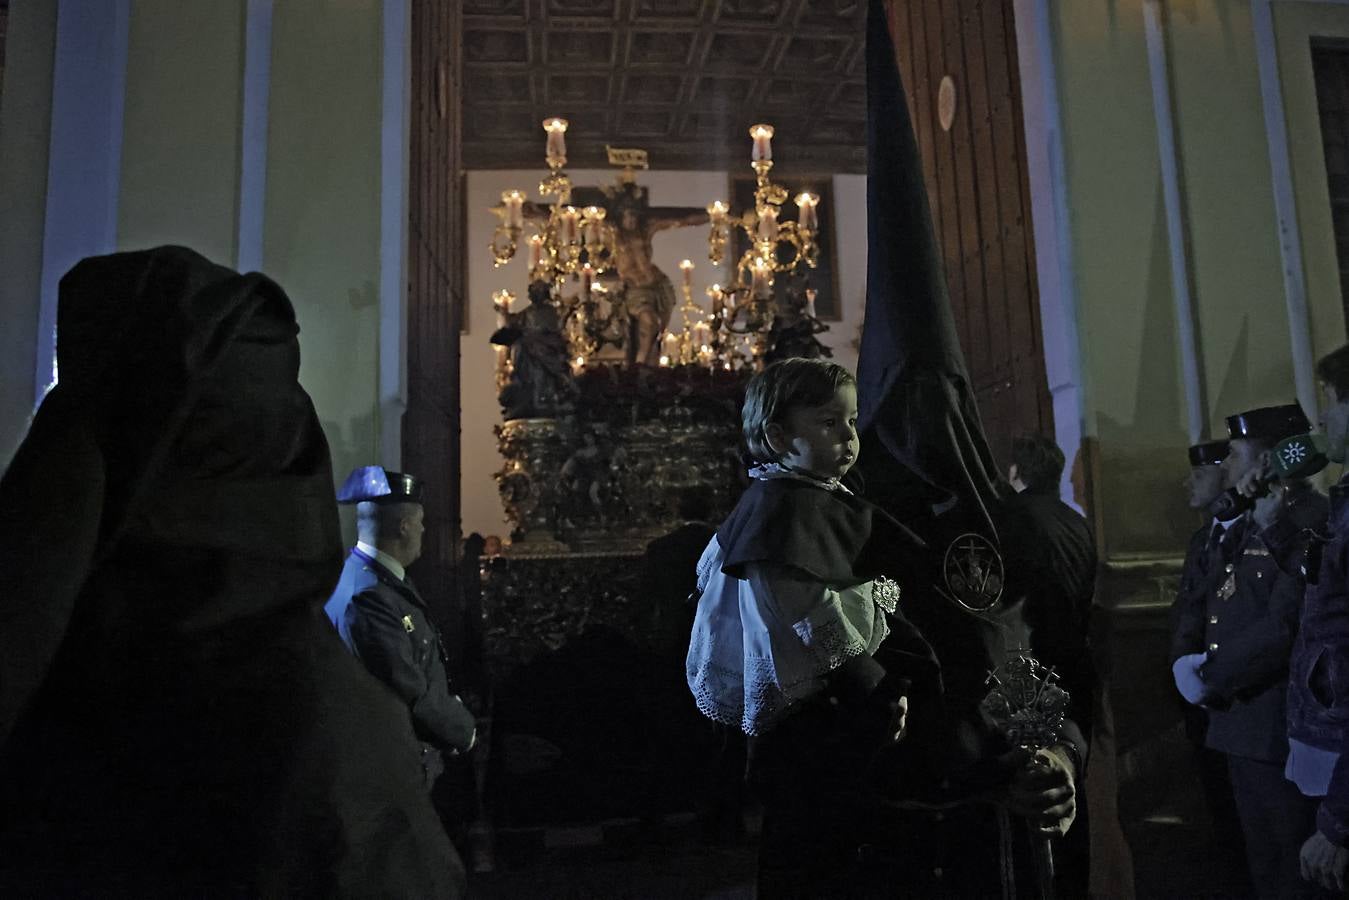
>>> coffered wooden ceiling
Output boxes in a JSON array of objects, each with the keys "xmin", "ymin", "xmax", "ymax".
[{"xmin": 462, "ymin": 0, "xmax": 868, "ymax": 173}]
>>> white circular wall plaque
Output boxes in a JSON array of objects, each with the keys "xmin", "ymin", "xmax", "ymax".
[{"xmin": 938, "ymin": 75, "xmax": 957, "ymax": 132}]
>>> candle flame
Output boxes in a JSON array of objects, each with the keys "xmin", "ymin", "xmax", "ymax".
[{"xmin": 543, "ymin": 117, "xmax": 569, "ymax": 133}]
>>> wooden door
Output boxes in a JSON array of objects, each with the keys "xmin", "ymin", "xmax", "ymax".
[
  {"xmin": 886, "ymin": 0, "xmax": 1053, "ymax": 466},
  {"xmin": 405, "ymin": 0, "xmax": 467, "ymax": 659}
]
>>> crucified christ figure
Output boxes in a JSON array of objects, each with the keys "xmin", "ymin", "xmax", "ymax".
[
  {"xmin": 602, "ymin": 184, "xmax": 707, "ymax": 367},
  {"xmin": 508, "ymin": 181, "xmax": 708, "ymax": 367}
]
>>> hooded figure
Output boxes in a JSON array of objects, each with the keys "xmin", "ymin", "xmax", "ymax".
[
  {"xmin": 852, "ymin": 1, "xmax": 1089, "ymax": 896},
  {"xmin": 0, "ymin": 247, "xmax": 464, "ymax": 897}
]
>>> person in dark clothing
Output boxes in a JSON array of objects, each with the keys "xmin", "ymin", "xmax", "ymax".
[
  {"xmin": 645, "ymin": 485, "xmax": 718, "ymax": 655},
  {"xmin": 1288, "ymin": 346, "xmax": 1349, "ymax": 893},
  {"xmin": 0, "ymin": 247, "xmax": 464, "ymax": 898},
  {"xmin": 644, "ymin": 487, "xmax": 736, "ymax": 842},
  {"xmin": 1173, "ymin": 404, "xmax": 1328, "ymax": 899},
  {"xmin": 325, "ymin": 466, "xmax": 477, "ymax": 793},
  {"xmin": 1004, "ymin": 434, "xmax": 1096, "ymax": 700},
  {"xmin": 1171, "ymin": 438, "xmax": 1252, "ymax": 879},
  {"xmin": 1001, "ymin": 432, "xmax": 1132, "ymax": 898}
]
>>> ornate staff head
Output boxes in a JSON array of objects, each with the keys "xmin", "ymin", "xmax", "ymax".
[{"xmin": 981, "ymin": 654, "xmax": 1070, "ymax": 750}]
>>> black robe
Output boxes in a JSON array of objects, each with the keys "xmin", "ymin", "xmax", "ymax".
[{"xmin": 0, "ymin": 247, "xmax": 464, "ymax": 897}]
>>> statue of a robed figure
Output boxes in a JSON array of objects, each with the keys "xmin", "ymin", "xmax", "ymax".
[{"xmin": 490, "ymin": 280, "xmax": 579, "ymax": 421}]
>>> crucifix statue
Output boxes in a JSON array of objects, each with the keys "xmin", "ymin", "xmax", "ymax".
[{"xmin": 598, "ymin": 178, "xmax": 708, "ymax": 367}]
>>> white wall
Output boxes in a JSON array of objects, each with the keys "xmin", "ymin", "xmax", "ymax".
[{"xmin": 462, "ymin": 168, "xmax": 868, "ymax": 538}]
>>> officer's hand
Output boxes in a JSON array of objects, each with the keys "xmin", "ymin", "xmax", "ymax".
[
  {"xmin": 1301, "ymin": 830, "xmax": 1349, "ymax": 891},
  {"xmin": 1235, "ymin": 468, "xmax": 1265, "ymax": 498},
  {"xmin": 1004, "ymin": 747, "xmax": 1076, "ymax": 837},
  {"xmin": 1171, "ymin": 653, "xmax": 1212, "ymax": 706}
]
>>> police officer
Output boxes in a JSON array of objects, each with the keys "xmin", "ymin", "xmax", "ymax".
[
  {"xmin": 1172, "ymin": 405, "xmax": 1327, "ymax": 899},
  {"xmin": 1171, "ymin": 439, "xmax": 1254, "ymax": 875},
  {"xmin": 1172, "ymin": 439, "xmax": 1232, "ymax": 699},
  {"xmin": 325, "ymin": 466, "xmax": 477, "ymax": 791}
]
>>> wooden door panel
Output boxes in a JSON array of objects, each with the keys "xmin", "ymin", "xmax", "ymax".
[{"xmin": 887, "ymin": 0, "xmax": 1053, "ymax": 465}]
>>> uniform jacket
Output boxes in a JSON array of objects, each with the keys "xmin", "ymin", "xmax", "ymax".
[
  {"xmin": 1288, "ymin": 474, "xmax": 1349, "ymax": 844},
  {"xmin": 325, "ymin": 549, "xmax": 476, "ymax": 775},
  {"xmin": 1172, "ymin": 522, "xmax": 1218, "ymax": 664},
  {"xmin": 1181, "ymin": 487, "xmax": 1327, "ymax": 762}
]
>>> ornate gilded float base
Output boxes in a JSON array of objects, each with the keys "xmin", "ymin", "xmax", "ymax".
[{"xmin": 493, "ymin": 367, "xmax": 748, "ymax": 555}]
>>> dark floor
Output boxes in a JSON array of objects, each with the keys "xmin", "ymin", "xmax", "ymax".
[
  {"xmin": 467, "ymin": 735, "xmax": 1254, "ymax": 900},
  {"xmin": 465, "ymin": 609, "xmax": 1258, "ymax": 898}
]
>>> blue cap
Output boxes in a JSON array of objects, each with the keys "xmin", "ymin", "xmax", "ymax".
[{"xmin": 336, "ymin": 466, "xmax": 423, "ymax": 505}]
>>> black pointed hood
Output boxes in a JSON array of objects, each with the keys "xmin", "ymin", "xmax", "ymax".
[{"xmin": 856, "ymin": 0, "xmax": 1008, "ymax": 540}]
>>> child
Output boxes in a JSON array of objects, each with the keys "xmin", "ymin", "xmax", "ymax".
[{"xmin": 685, "ymin": 358, "xmax": 934, "ymax": 897}]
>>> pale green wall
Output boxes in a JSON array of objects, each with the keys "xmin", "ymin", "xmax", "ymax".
[
  {"xmin": 1274, "ymin": 1, "xmax": 1349, "ymax": 361},
  {"xmin": 1053, "ymin": 0, "xmax": 1316, "ymax": 557},
  {"xmin": 1055, "ymin": 0, "xmax": 1191, "ymax": 556},
  {"xmin": 1168, "ymin": 1, "xmax": 1294, "ymax": 423},
  {"xmin": 0, "ymin": 0, "xmax": 57, "ymax": 464},
  {"xmin": 118, "ymin": 0, "xmax": 245, "ymax": 262},
  {"xmin": 263, "ymin": 0, "xmax": 384, "ymax": 499},
  {"xmin": 0, "ymin": 0, "xmax": 389, "ymax": 518}
]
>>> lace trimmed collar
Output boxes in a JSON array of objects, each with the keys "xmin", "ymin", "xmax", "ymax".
[{"xmin": 747, "ymin": 461, "xmax": 853, "ymax": 495}]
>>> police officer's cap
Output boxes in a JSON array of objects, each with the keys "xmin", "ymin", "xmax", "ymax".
[
  {"xmin": 1225, "ymin": 403, "xmax": 1311, "ymax": 443},
  {"xmin": 337, "ymin": 466, "xmax": 424, "ymax": 505},
  {"xmin": 1187, "ymin": 440, "xmax": 1229, "ymax": 467}
]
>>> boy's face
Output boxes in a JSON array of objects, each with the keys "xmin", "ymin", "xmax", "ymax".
[
  {"xmin": 1322, "ymin": 383, "xmax": 1349, "ymax": 464},
  {"xmin": 768, "ymin": 383, "xmax": 860, "ymax": 480}
]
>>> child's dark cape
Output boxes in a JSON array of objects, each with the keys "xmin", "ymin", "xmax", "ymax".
[{"xmin": 716, "ymin": 475, "xmax": 929, "ymax": 588}]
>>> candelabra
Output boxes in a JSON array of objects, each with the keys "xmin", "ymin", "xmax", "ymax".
[
  {"xmin": 702, "ymin": 124, "xmax": 826, "ymax": 369},
  {"xmin": 489, "ymin": 117, "xmax": 623, "ymax": 363}
]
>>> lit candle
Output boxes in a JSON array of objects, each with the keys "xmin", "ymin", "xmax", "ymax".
[
  {"xmin": 749, "ymin": 124, "xmax": 774, "ymax": 163},
  {"xmin": 707, "ymin": 200, "xmax": 728, "ymax": 226},
  {"xmin": 680, "ymin": 258, "xmax": 695, "ymax": 289},
  {"xmin": 709, "ymin": 283, "xmax": 724, "ymax": 317},
  {"xmin": 493, "ymin": 289, "xmax": 515, "ymax": 327},
  {"xmin": 757, "ymin": 206, "xmax": 779, "ymax": 243},
  {"xmin": 659, "ymin": 354, "xmax": 671, "ymax": 367},
  {"xmin": 581, "ymin": 263, "xmax": 595, "ymax": 297},
  {"xmin": 561, "ymin": 206, "xmax": 580, "ymax": 244},
  {"xmin": 795, "ymin": 192, "xmax": 819, "ymax": 232},
  {"xmin": 582, "ymin": 206, "xmax": 603, "ymax": 244},
  {"xmin": 502, "ymin": 190, "xmax": 525, "ymax": 228},
  {"xmin": 751, "ymin": 258, "xmax": 771, "ymax": 297},
  {"xmin": 543, "ymin": 117, "xmax": 568, "ymax": 166},
  {"xmin": 805, "ymin": 288, "xmax": 818, "ymax": 319},
  {"xmin": 527, "ymin": 234, "xmax": 544, "ymax": 269}
]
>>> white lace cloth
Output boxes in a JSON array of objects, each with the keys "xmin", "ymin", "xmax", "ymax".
[{"xmin": 685, "ymin": 534, "xmax": 896, "ymax": 736}]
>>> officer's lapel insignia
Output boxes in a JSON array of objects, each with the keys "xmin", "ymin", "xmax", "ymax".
[
  {"xmin": 1217, "ymin": 572, "xmax": 1237, "ymax": 601},
  {"xmin": 402, "ymin": 615, "xmax": 416, "ymax": 633}
]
